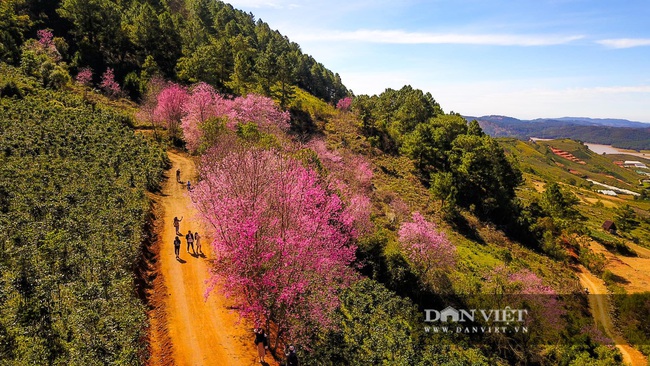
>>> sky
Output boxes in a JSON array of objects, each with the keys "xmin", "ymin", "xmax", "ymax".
[{"xmin": 225, "ymin": 0, "xmax": 650, "ymax": 122}]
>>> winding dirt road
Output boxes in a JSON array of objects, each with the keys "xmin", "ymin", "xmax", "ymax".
[
  {"xmin": 578, "ymin": 267, "xmax": 647, "ymax": 366},
  {"xmin": 147, "ymin": 151, "xmax": 275, "ymax": 366}
]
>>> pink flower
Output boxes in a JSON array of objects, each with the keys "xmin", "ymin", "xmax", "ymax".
[
  {"xmin": 336, "ymin": 96, "xmax": 352, "ymax": 111},
  {"xmin": 398, "ymin": 212, "xmax": 456, "ymax": 276},
  {"xmin": 192, "ymin": 146, "xmax": 358, "ymax": 346},
  {"xmin": 75, "ymin": 67, "xmax": 93, "ymax": 86},
  {"xmin": 100, "ymin": 68, "xmax": 121, "ymax": 97}
]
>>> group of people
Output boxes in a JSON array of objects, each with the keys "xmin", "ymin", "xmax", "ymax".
[
  {"xmin": 172, "ymin": 216, "xmax": 202, "ymax": 259},
  {"xmin": 173, "ymin": 169, "xmax": 199, "ymax": 260},
  {"xmin": 177, "ymin": 168, "xmax": 192, "ymax": 190},
  {"xmin": 253, "ymin": 328, "xmax": 299, "ymax": 365},
  {"xmin": 176, "ymin": 167, "xmax": 298, "ymax": 365}
]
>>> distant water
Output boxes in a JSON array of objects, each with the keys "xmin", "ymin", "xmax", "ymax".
[{"xmin": 583, "ymin": 143, "xmax": 649, "ymax": 159}]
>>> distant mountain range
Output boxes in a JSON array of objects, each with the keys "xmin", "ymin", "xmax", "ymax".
[{"xmin": 464, "ymin": 115, "xmax": 650, "ymax": 150}]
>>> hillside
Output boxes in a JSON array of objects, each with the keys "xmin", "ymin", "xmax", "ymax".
[
  {"xmin": 468, "ymin": 115, "xmax": 650, "ymax": 150},
  {"xmin": 2, "ymin": 1, "xmax": 650, "ymax": 365},
  {"xmin": 0, "ymin": 64, "xmax": 168, "ymax": 364}
]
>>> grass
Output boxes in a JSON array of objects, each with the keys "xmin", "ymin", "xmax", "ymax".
[
  {"xmin": 313, "ymin": 112, "xmax": 587, "ymax": 297},
  {"xmin": 501, "ymin": 137, "xmax": 650, "ymax": 252}
]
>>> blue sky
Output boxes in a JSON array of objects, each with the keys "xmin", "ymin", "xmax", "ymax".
[{"xmin": 227, "ymin": 0, "xmax": 650, "ymax": 122}]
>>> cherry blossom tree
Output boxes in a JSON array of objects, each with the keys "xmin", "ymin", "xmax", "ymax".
[
  {"xmin": 135, "ymin": 77, "xmax": 166, "ymax": 139},
  {"xmin": 181, "ymin": 82, "xmax": 231, "ymax": 152},
  {"xmin": 37, "ymin": 29, "xmax": 54, "ymax": 48},
  {"xmin": 227, "ymin": 94, "xmax": 291, "ymax": 131},
  {"xmin": 191, "ymin": 146, "xmax": 358, "ymax": 349},
  {"xmin": 507, "ymin": 268, "xmax": 564, "ymax": 331},
  {"xmin": 75, "ymin": 67, "xmax": 93, "ymax": 86},
  {"xmin": 336, "ymin": 96, "xmax": 352, "ymax": 111},
  {"xmin": 153, "ymin": 82, "xmax": 188, "ymax": 138},
  {"xmin": 398, "ymin": 212, "xmax": 456, "ymax": 283},
  {"xmin": 179, "ymin": 90, "xmax": 290, "ymax": 152},
  {"xmin": 307, "ymin": 138, "xmax": 373, "ymax": 191},
  {"xmin": 36, "ymin": 29, "xmax": 61, "ymax": 61},
  {"xmin": 481, "ymin": 265, "xmax": 566, "ymax": 362},
  {"xmin": 100, "ymin": 68, "xmax": 121, "ymax": 98}
]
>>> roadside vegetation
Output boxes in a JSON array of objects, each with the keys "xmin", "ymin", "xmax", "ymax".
[{"xmin": 0, "ymin": 64, "xmax": 167, "ymax": 364}]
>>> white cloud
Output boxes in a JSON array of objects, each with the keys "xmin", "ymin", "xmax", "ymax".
[
  {"xmin": 292, "ymin": 29, "xmax": 584, "ymax": 46},
  {"xmin": 597, "ymin": 38, "xmax": 650, "ymax": 49}
]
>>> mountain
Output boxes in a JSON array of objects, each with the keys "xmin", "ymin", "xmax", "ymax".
[
  {"xmin": 551, "ymin": 117, "xmax": 650, "ymax": 128},
  {"xmin": 465, "ymin": 115, "xmax": 650, "ymax": 150}
]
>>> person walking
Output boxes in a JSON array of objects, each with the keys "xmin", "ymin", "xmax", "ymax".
[
  {"xmin": 187, "ymin": 180, "xmax": 192, "ymax": 191},
  {"xmin": 173, "ymin": 236, "xmax": 181, "ymax": 259},
  {"xmin": 176, "ymin": 168, "xmax": 181, "ymax": 183},
  {"xmin": 254, "ymin": 328, "xmax": 268, "ymax": 363},
  {"xmin": 186, "ymin": 230, "xmax": 195, "ymax": 254},
  {"xmin": 285, "ymin": 345, "xmax": 299, "ymax": 366},
  {"xmin": 173, "ymin": 216, "xmax": 183, "ymax": 235},
  {"xmin": 194, "ymin": 231, "xmax": 201, "ymax": 254}
]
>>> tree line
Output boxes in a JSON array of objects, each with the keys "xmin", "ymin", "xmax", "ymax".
[{"xmin": 1, "ymin": 0, "xmax": 349, "ymax": 104}]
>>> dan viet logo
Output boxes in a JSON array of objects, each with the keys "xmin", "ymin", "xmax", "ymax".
[{"xmin": 423, "ymin": 306, "xmax": 529, "ymax": 334}]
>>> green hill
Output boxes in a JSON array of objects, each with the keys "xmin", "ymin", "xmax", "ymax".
[{"xmin": 2, "ymin": 1, "xmax": 650, "ymax": 365}]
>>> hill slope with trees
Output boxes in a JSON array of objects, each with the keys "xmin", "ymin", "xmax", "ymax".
[
  {"xmin": 468, "ymin": 115, "xmax": 650, "ymax": 150},
  {"xmin": 2, "ymin": 1, "xmax": 649, "ymax": 365}
]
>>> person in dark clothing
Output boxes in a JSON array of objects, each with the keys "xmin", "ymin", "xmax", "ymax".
[
  {"xmin": 173, "ymin": 236, "xmax": 181, "ymax": 259},
  {"xmin": 173, "ymin": 216, "xmax": 183, "ymax": 235},
  {"xmin": 285, "ymin": 345, "xmax": 299, "ymax": 366},
  {"xmin": 254, "ymin": 328, "xmax": 268, "ymax": 363},
  {"xmin": 176, "ymin": 169, "xmax": 181, "ymax": 183},
  {"xmin": 186, "ymin": 230, "xmax": 195, "ymax": 254}
]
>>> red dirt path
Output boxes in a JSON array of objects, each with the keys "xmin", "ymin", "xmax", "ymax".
[{"xmin": 147, "ymin": 150, "xmax": 278, "ymax": 366}]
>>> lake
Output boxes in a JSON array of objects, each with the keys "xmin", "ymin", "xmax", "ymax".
[{"xmin": 583, "ymin": 143, "xmax": 650, "ymax": 159}]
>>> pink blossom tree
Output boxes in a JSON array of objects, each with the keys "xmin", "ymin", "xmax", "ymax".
[
  {"xmin": 36, "ymin": 29, "xmax": 61, "ymax": 61},
  {"xmin": 227, "ymin": 94, "xmax": 291, "ymax": 131},
  {"xmin": 179, "ymin": 91, "xmax": 290, "ymax": 151},
  {"xmin": 483, "ymin": 266, "xmax": 566, "ymax": 340},
  {"xmin": 75, "ymin": 67, "xmax": 93, "ymax": 86},
  {"xmin": 336, "ymin": 96, "xmax": 353, "ymax": 111},
  {"xmin": 507, "ymin": 268, "xmax": 564, "ymax": 332},
  {"xmin": 191, "ymin": 146, "xmax": 358, "ymax": 349},
  {"xmin": 480, "ymin": 266, "xmax": 566, "ymax": 361},
  {"xmin": 398, "ymin": 212, "xmax": 456, "ymax": 286},
  {"xmin": 347, "ymin": 194, "xmax": 373, "ymax": 236},
  {"xmin": 181, "ymin": 83, "xmax": 231, "ymax": 152},
  {"xmin": 305, "ymin": 138, "xmax": 375, "ymax": 236},
  {"xmin": 37, "ymin": 29, "xmax": 54, "ymax": 48},
  {"xmin": 307, "ymin": 138, "xmax": 373, "ymax": 191},
  {"xmin": 100, "ymin": 68, "xmax": 121, "ymax": 98},
  {"xmin": 153, "ymin": 83, "xmax": 189, "ymax": 139}
]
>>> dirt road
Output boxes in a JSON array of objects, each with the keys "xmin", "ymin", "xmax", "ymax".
[
  {"xmin": 585, "ymin": 240, "xmax": 650, "ymax": 294},
  {"xmin": 577, "ymin": 267, "xmax": 647, "ymax": 366},
  {"xmin": 147, "ymin": 151, "xmax": 274, "ymax": 366}
]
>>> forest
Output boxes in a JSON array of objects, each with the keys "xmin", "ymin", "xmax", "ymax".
[
  {"xmin": 2, "ymin": 0, "xmax": 648, "ymax": 365},
  {"xmin": 1, "ymin": 0, "xmax": 348, "ymax": 105}
]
